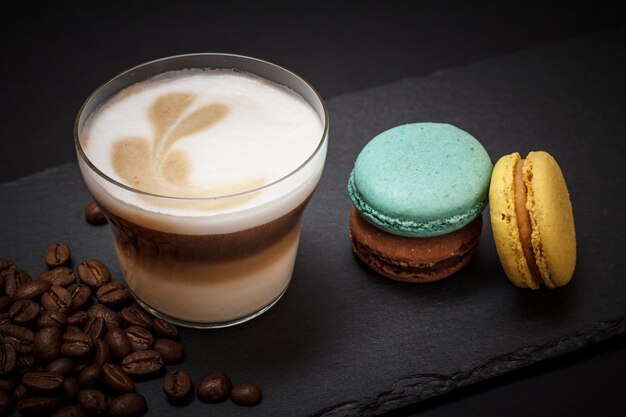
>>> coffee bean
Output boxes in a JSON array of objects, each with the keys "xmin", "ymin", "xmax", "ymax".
[
  {"xmin": 44, "ymin": 243, "xmax": 72, "ymax": 269},
  {"xmin": 21, "ymin": 370, "xmax": 64, "ymax": 395},
  {"xmin": 46, "ymin": 358, "xmax": 75, "ymax": 375},
  {"xmin": 53, "ymin": 405, "xmax": 86, "ymax": 417},
  {"xmin": 15, "ymin": 355, "xmax": 35, "ymax": 373},
  {"xmin": 3, "ymin": 267, "xmax": 32, "ymax": 298},
  {"xmin": 96, "ymin": 282, "xmax": 129, "ymax": 308},
  {"xmin": 105, "ymin": 328, "xmax": 131, "ymax": 361},
  {"xmin": 121, "ymin": 350, "xmax": 164, "ymax": 377},
  {"xmin": 0, "ymin": 343, "xmax": 16, "ymax": 375},
  {"xmin": 77, "ymin": 389, "xmax": 107, "ymax": 416},
  {"xmin": 120, "ymin": 307, "xmax": 151, "ymax": 328},
  {"xmin": 230, "ymin": 382, "xmax": 262, "ymax": 406},
  {"xmin": 77, "ymin": 260, "xmax": 111, "ymax": 289},
  {"xmin": 0, "ymin": 375, "xmax": 18, "ymax": 392},
  {"xmin": 61, "ymin": 331, "xmax": 93, "ymax": 357},
  {"xmin": 163, "ymin": 370, "xmax": 193, "ymax": 403},
  {"xmin": 40, "ymin": 267, "xmax": 76, "ymax": 287},
  {"xmin": 84, "ymin": 317, "xmax": 106, "ymax": 341},
  {"xmin": 65, "ymin": 325, "xmax": 82, "ymax": 333},
  {"xmin": 0, "ymin": 260, "xmax": 14, "ymax": 273},
  {"xmin": 88, "ymin": 304, "xmax": 121, "ymax": 329},
  {"xmin": 102, "ymin": 364, "xmax": 135, "ymax": 394},
  {"xmin": 33, "ymin": 326, "xmax": 62, "ymax": 364},
  {"xmin": 93, "ymin": 339, "xmax": 110, "ymax": 366},
  {"xmin": 67, "ymin": 311, "xmax": 88, "ymax": 327},
  {"xmin": 197, "ymin": 372, "xmax": 231, "ymax": 403},
  {"xmin": 0, "ymin": 323, "xmax": 34, "ymax": 353},
  {"xmin": 79, "ymin": 364, "xmax": 102, "ymax": 389},
  {"xmin": 153, "ymin": 338, "xmax": 184, "ymax": 365},
  {"xmin": 125, "ymin": 326, "xmax": 153, "ymax": 352},
  {"xmin": 13, "ymin": 279, "xmax": 52, "ymax": 301},
  {"xmin": 85, "ymin": 202, "xmax": 107, "ymax": 226},
  {"xmin": 108, "ymin": 392, "xmax": 147, "ymax": 417},
  {"xmin": 41, "ymin": 285, "xmax": 73, "ymax": 314},
  {"xmin": 67, "ymin": 284, "xmax": 91, "ymax": 311},
  {"xmin": 152, "ymin": 318, "xmax": 178, "ymax": 339},
  {"xmin": 0, "ymin": 390, "xmax": 12, "ymax": 415},
  {"xmin": 36, "ymin": 312, "xmax": 66, "ymax": 330},
  {"xmin": 8, "ymin": 300, "xmax": 40, "ymax": 325},
  {"xmin": 0, "ymin": 296, "xmax": 12, "ymax": 313},
  {"xmin": 63, "ymin": 376, "xmax": 80, "ymax": 402},
  {"xmin": 16, "ymin": 396, "xmax": 60, "ymax": 416}
]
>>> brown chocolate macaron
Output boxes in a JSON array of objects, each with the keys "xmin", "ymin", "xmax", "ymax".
[{"xmin": 349, "ymin": 206, "xmax": 482, "ymax": 283}]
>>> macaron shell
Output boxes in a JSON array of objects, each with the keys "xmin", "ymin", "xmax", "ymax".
[
  {"xmin": 349, "ymin": 206, "xmax": 482, "ymax": 283},
  {"xmin": 348, "ymin": 123, "xmax": 492, "ymax": 237},
  {"xmin": 525, "ymin": 151, "xmax": 576, "ymax": 287},
  {"xmin": 489, "ymin": 152, "xmax": 538, "ymax": 289}
]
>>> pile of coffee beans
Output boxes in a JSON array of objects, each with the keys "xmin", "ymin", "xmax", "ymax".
[{"xmin": 0, "ymin": 239, "xmax": 262, "ymax": 416}]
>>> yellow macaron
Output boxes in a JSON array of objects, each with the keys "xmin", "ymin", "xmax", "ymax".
[{"xmin": 489, "ymin": 151, "xmax": 576, "ymax": 289}]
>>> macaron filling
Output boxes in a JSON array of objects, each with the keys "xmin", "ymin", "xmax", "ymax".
[{"xmin": 514, "ymin": 159, "xmax": 542, "ymax": 287}]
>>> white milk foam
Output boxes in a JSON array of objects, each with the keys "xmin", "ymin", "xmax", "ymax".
[{"xmin": 79, "ymin": 69, "xmax": 326, "ymax": 234}]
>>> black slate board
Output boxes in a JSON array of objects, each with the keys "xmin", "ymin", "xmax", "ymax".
[{"xmin": 1, "ymin": 29, "xmax": 626, "ymax": 416}]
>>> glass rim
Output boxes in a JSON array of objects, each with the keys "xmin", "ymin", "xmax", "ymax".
[{"xmin": 74, "ymin": 52, "xmax": 329, "ymax": 201}]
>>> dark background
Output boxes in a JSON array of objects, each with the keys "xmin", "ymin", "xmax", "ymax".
[{"xmin": 1, "ymin": 1, "xmax": 625, "ymax": 416}]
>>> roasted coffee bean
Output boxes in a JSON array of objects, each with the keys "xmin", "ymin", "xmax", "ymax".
[
  {"xmin": 85, "ymin": 201, "xmax": 107, "ymax": 226},
  {"xmin": 79, "ymin": 364, "xmax": 102, "ymax": 389},
  {"xmin": 0, "ymin": 260, "xmax": 13, "ymax": 273},
  {"xmin": 108, "ymin": 393, "xmax": 147, "ymax": 417},
  {"xmin": 153, "ymin": 338, "xmax": 184, "ymax": 365},
  {"xmin": 65, "ymin": 326, "xmax": 82, "ymax": 333},
  {"xmin": 67, "ymin": 284, "xmax": 91, "ymax": 311},
  {"xmin": 42, "ymin": 285, "xmax": 73, "ymax": 314},
  {"xmin": 102, "ymin": 364, "xmax": 135, "ymax": 394},
  {"xmin": 96, "ymin": 282, "xmax": 129, "ymax": 307},
  {"xmin": 12, "ymin": 383, "xmax": 27, "ymax": 401},
  {"xmin": 197, "ymin": 372, "xmax": 231, "ymax": 403},
  {"xmin": 33, "ymin": 326, "xmax": 62, "ymax": 364},
  {"xmin": 63, "ymin": 376, "xmax": 80, "ymax": 402},
  {"xmin": 61, "ymin": 331, "xmax": 93, "ymax": 357},
  {"xmin": 13, "ymin": 279, "xmax": 52, "ymax": 300},
  {"xmin": 53, "ymin": 405, "xmax": 86, "ymax": 417},
  {"xmin": 84, "ymin": 317, "xmax": 106, "ymax": 341},
  {"xmin": 77, "ymin": 260, "xmax": 111, "ymax": 289},
  {"xmin": 0, "ymin": 390, "xmax": 12, "ymax": 415},
  {"xmin": 105, "ymin": 328, "xmax": 131, "ymax": 361},
  {"xmin": 0, "ymin": 296, "xmax": 12, "ymax": 313},
  {"xmin": 125, "ymin": 326, "xmax": 153, "ymax": 352},
  {"xmin": 21, "ymin": 370, "xmax": 64, "ymax": 395},
  {"xmin": 77, "ymin": 389, "xmax": 107, "ymax": 416},
  {"xmin": 0, "ymin": 323, "xmax": 34, "ymax": 353},
  {"xmin": 121, "ymin": 350, "xmax": 164, "ymax": 377},
  {"xmin": 163, "ymin": 370, "xmax": 193, "ymax": 403},
  {"xmin": 8, "ymin": 300, "xmax": 40, "ymax": 325},
  {"xmin": 88, "ymin": 304, "xmax": 121, "ymax": 329},
  {"xmin": 16, "ymin": 396, "xmax": 60, "ymax": 416},
  {"xmin": 0, "ymin": 375, "xmax": 18, "ymax": 392},
  {"xmin": 3, "ymin": 267, "xmax": 32, "ymax": 298},
  {"xmin": 40, "ymin": 267, "xmax": 76, "ymax": 287},
  {"xmin": 44, "ymin": 243, "xmax": 72, "ymax": 268},
  {"xmin": 15, "ymin": 355, "xmax": 35, "ymax": 373},
  {"xmin": 37, "ymin": 311, "xmax": 68, "ymax": 330},
  {"xmin": 120, "ymin": 307, "xmax": 151, "ymax": 328},
  {"xmin": 230, "ymin": 382, "xmax": 263, "ymax": 406},
  {"xmin": 0, "ymin": 343, "xmax": 16, "ymax": 375},
  {"xmin": 46, "ymin": 358, "xmax": 75, "ymax": 375},
  {"xmin": 152, "ymin": 318, "xmax": 178, "ymax": 339},
  {"xmin": 67, "ymin": 311, "xmax": 89, "ymax": 327},
  {"xmin": 93, "ymin": 339, "xmax": 110, "ymax": 366}
]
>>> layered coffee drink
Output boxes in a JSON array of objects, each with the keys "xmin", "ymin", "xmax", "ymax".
[{"xmin": 75, "ymin": 55, "xmax": 328, "ymax": 327}]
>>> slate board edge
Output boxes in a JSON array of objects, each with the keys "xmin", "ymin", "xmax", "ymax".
[{"xmin": 311, "ymin": 315, "xmax": 626, "ymax": 417}]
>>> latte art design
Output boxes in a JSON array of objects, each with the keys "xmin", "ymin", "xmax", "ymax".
[{"xmin": 112, "ymin": 92, "xmax": 265, "ymax": 199}]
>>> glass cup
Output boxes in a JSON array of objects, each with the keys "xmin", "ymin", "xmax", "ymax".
[{"xmin": 74, "ymin": 54, "xmax": 328, "ymax": 328}]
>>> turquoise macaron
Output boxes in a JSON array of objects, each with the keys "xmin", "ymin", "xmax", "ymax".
[{"xmin": 348, "ymin": 123, "xmax": 492, "ymax": 237}]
